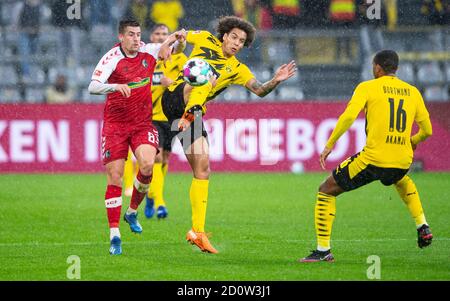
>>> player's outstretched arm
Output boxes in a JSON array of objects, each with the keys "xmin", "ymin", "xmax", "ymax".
[
  {"xmin": 320, "ymin": 82, "xmax": 368, "ymax": 168},
  {"xmin": 246, "ymin": 60, "xmax": 297, "ymax": 97},
  {"xmin": 321, "ymin": 108, "xmax": 359, "ymax": 168}
]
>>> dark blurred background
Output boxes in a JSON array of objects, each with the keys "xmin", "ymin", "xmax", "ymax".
[{"xmin": 0, "ymin": 0, "xmax": 449, "ymax": 103}]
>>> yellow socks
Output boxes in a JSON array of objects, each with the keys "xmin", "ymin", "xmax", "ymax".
[
  {"xmin": 190, "ymin": 178, "xmax": 209, "ymax": 233},
  {"xmin": 162, "ymin": 163, "xmax": 168, "ymax": 177},
  {"xmin": 315, "ymin": 192, "xmax": 336, "ymax": 251},
  {"xmin": 149, "ymin": 163, "xmax": 166, "ymax": 207},
  {"xmin": 395, "ymin": 176, "xmax": 427, "ymax": 228}
]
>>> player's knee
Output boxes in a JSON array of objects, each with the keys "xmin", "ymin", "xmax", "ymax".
[
  {"xmin": 318, "ymin": 176, "xmax": 341, "ymax": 196},
  {"xmin": 108, "ymin": 171, "xmax": 123, "ymax": 186},
  {"xmin": 139, "ymin": 160, "xmax": 154, "ymax": 176},
  {"xmin": 193, "ymin": 163, "xmax": 210, "ymax": 180}
]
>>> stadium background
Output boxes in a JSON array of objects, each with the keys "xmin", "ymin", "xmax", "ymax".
[
  {"xmin": 0, "ymin": 0, "xmax": 449, "ymax": 281},
  {"xmin": 0, "ymin": 0, "xmax": 449, "ymax": 173}
]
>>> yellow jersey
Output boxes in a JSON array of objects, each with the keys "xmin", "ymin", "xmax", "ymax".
[
  {"xmin": 152, "ymin": 52, "xmax": 187, "ymax": 121},
  {"xmin": 168, "ymin": 30, "xmax": 255, "ymax": 112},
  {"xmin": 326, "ymin": 75, "xmax": 430, "ymax": 169}
]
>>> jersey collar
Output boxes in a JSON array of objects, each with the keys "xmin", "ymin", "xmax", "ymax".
[{"xmin": 119, "ymin": 44, "xmax": 138, "ymax": 59}]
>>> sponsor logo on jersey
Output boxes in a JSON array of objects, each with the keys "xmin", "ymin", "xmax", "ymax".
[
  {"xmin": 152, "ymin": 72, "xmax": 163, "ymax": 85},
  {"xmin": 94, "ymin": 70, "xmax": 102, "ymax": 77},
  {"xmin": 128, "ymin": 77, "xmax": 151, "ymax": 89}
]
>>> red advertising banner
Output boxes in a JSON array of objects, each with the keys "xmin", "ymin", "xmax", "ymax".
[{"xmin": 0, "ymin": 102, "xmax": 449, "ymax": 173}]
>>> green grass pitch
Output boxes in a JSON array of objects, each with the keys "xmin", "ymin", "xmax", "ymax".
[{"xmin": 0, "ymin": 172, "xmax": 448, "ymax": 280}]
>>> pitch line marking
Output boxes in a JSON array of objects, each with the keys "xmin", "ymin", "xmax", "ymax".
[{"xmin": 0, "ymin": 238, "xmax": 449, "ymax": 247}]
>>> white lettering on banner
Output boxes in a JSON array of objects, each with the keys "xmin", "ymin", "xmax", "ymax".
[
  {"xmin": 168, "ymin": 118, "xmax": 366, "ymax": 164},
  {"xmin": 84, "ymin": 120, "xmax": 99, "ymax": 162},
  {"xmin": 0, "ymin": 121, "xmax": 7, "ymax": 162},
  {"xmin": 286, "ymin": 119, "xmax": 315, "ymax": 161},
  {"xmin": 316, "ymin": 118, "xmax": 349, "ymax": 161},
  {"xmin": 226, "ymin": 119, "xmax": 258, "ymax": 162},
  {"xmin": 0, "ymin": 116, "xmax": 367, "ymax": 168},
  {"xmin": 259, "ymin": 119, "xmax": 284, "ymax": 165},
  {"xmin": 10, "ymin": 120, "xmax": 34, "ymax": 162},
  {"xmin": 351, "ymin": 119, "xmax": 367, "ymax": 153},
  {"xmin": 204, "ymin": 119, "xmax": 224, "ymax": 161},
  {"xmin": 37, "ymin": 120, "xmax": 69, "ymax": 162}
]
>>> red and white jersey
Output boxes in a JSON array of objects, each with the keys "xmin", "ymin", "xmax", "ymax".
[{"xmin": 91, "ymin": 42, "xmax": 161, "ymax": 125}]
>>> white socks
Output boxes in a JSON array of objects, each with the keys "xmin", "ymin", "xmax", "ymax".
[
  {"xmin": 126, "ymin": 207, "xmax": 137, "ymax": 215},
  {"xmin": 110, "ymin": 227, "xmax": 121, "ymax": 241}
]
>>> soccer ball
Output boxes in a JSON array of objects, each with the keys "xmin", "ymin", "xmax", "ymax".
[{"xmin": 182, "ymin": 58, "xmax": 213, "ymax": 86}]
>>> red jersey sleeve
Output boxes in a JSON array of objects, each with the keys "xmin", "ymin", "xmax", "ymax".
[{"xmin": 91, "ymin": 46, "xmax": 123, "ymax": 83}]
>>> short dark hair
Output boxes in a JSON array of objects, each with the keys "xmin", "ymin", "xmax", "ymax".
[
  {"xmin": 373, "ymin": 50, "xmax": 399, "ymax": 74},
  {"xmin": 151, "ymin": 23, "xmax": 169, "ymax": 34},
  {"xmin": 119, "ymin": 19, "xmax": 140, "ymax": 34},
  {"xmin": 216, "ymin": 16, "xmax": 256, "ymax": 47}
]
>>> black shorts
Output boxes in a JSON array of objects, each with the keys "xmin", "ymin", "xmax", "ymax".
[
  {"xmin": 152, "ymin": 120, "xmax": 176, "ymax": 152},
  {"xmin": 332, "ymin": 152, "xmax": 409, "ymax": 192},
  {"xmin": 161, "ymin": 82, "xmax": 208, "ymax": 151}
]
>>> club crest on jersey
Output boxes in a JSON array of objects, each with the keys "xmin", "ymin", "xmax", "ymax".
[
  {"xmin": 226, "ymin": 66, "xmax": 232, "ymax": 73},
  {"xmin": 142, "ymin": 59, "xmax": 148, "ymax": 68}
]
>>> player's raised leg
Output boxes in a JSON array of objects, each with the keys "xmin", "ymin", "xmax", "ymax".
[
  {"xmin": 394, "ymin": 175, "xmax": 433, "ymax": 248},
  {"xmin": 185, "ymin": 136, "xmax": 218, "ymax": 254},
  {"xmin": 124, "ymin": 142, "xmax": 157, "ymax": 234},
  {"xmin": 105, "ymin": 159, "xmax": 125, "ymax": 255}
]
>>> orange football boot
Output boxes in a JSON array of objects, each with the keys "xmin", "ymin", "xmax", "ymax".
[{"xmin": 186, "ymin": 229, "xmax": 219, "ymax": 254}]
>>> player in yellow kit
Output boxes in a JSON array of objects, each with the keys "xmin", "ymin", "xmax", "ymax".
[
  {"xmin": 161, "ymin": 16, "xmax": 297, "ymax": 253},
  {"xmin": 300, "ymin": 50, "xmax": 433, "ymax": 262},
  {"xmin": 123, "ymin": 24, "xmax": 187, "ymax": 218}
]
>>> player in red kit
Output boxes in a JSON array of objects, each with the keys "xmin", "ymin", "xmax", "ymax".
[{"xmin": 88, "ymin": 19, "xmax": 186, "ymax": 255}]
